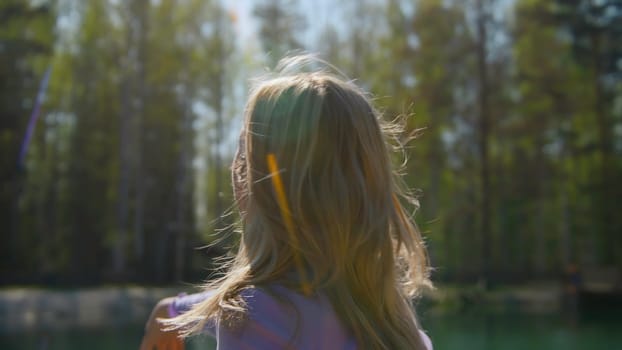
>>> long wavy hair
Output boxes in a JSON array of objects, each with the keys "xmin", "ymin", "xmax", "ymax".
[{"xmin": 166, "ymin": 56, "xmax": 432, "ymax": 349}]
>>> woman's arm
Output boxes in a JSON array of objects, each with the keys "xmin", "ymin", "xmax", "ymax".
[
  {"xmin": 139, "ymin": 291, "xmax": 214, "ymax": 350},
  {"xmin": 139, "ymin": 297, "xmax": 184, "ymax": 350}
]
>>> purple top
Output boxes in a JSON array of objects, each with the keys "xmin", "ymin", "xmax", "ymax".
[{"xmin": 169, "ymin": 286, "xmax": 433, "ymax": 350}]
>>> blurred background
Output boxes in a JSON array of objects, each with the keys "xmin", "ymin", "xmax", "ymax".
[{"xmin": 1, "ymin": 0, "xmax": 621, "ymax": 349}]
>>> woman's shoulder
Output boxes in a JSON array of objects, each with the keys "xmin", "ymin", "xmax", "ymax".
[
  {"xmin": 419, "ymin": 330, "xmax": 433, "ymax": 350},
  {"xmin": 218, "ymin": 285, "xmax": 356, "ymax": 349}
]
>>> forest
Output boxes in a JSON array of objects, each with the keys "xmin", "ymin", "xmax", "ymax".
[{"xmin": 1, "ymin": 0, "xmax": 621, "ymax": 287}]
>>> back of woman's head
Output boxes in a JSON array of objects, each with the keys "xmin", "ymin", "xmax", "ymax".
[
  {"xmin": 240, "ymin": 56, "xmax": 431, "ymax": 349},
  {"xmin": 244, "ymin": 71, "xmax": 392, "ymax": 278}
]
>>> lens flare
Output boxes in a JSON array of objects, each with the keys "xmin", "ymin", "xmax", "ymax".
[{"xmin": 267, "ymin": 153, "xmax": 311, "ymax": 295}]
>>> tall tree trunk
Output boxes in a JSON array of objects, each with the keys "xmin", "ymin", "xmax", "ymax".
[
  {"xmin": 114, "ymin": 62, "xmax": 131, "ymax": 275},
  {"xmin": 133, "ymin": 0, "xmax": 148, "ymax": 264},
  {"xmin": 213, "ymin": 15, "xmax": 226, "ymax": 230},
  {"xmin": 590, "ymin": 32, "xmax": 616, "ymax": 265},
  {"xmin": 476, "ymin": 0, "xmax": 492, "ymax": 288},
  {"xmin": 560, "ymin": 184, "xmax": 571, "ymax": 267},
  {"xmin": 174, "ymin": 93, "xmax": 192, "ymax": 281},
  {"xmin": 534, "ymin": 136, "xmax": 546, "ymax": 276}
]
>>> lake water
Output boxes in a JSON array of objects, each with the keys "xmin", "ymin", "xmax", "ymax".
[
  {"xmin": 423, "ymin": 309, "xmax": 621, "ymax": 350},
  {"xmin": 1, "ymin": 309, "xmax": 620, "ymax": 349}
]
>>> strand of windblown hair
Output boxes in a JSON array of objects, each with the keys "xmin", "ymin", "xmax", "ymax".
[{"xmin": 18, "ymin": 66, "xmax": 52, "ymax": 171}]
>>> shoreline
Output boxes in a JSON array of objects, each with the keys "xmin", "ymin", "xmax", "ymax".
[
  {"xmin": 1, "ymin": 283, "xmax": 565, "ymax": 333},
  {"xmin": 0, "ymin": 286, "xmax": 194, "ymax": 333}
]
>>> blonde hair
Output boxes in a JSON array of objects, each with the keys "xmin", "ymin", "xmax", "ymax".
[{"xmin": 166, "ymin": 56, "xmax": 432, "ymax": 349}]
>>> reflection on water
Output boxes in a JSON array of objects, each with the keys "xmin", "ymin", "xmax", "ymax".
[
  {"xmin": 1, "ymin": 310, "xmax": 620, "ymax": 350},
  {"xmin": 424, "ymin": 308, "xmax": 621, "ymax": 350}
]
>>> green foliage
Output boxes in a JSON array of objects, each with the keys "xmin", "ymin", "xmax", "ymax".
[
  {"xmin": 0, "ymin": 0, "xmax": 54, "ymax": 282},
  {"xmin": 253, "ymin": 0, "xmax": 306, "ymax": 67},
  {"xmin": 317, "ymin": 0, "xmax": 621, "ymax": 281},
  {"xmin": 2, "ymin": 0, "xmax": 239, "ymax": 285},
  {"xmin": 2, "ymin": 0, "xmax": 620, "ymax": 286}
]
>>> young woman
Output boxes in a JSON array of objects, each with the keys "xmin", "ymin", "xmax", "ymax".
[{"xmin": 140, "ymin": 56, "xmax": 433, "ymax": 350}]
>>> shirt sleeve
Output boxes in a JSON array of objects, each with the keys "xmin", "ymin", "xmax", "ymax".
[
  {"xmin": 168, "ymin": 290, "xmax": 217, "ymax": 336},
  {"xmin": 419, "ymin": 329, "xmax": 433, "ymax": 350},
  {"xmin": 168, "ymin": 291, "xmax": 215, "ymax": 317}
]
